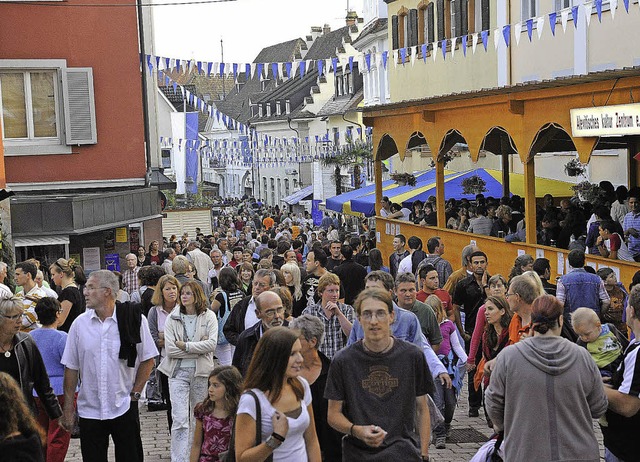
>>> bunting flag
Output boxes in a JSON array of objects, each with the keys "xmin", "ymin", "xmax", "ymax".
[
  {"xmin": 596, "ymin": 0, "xmax": 603, "ymax": 22},
  {"xmin": 515, "ymin": 22, "xmax": 522, "ymax": 45},
  {"xmin": 585, "ymin": 2, "xmax": 593, "ymax": 27},
  {"xmin": 410, "ymin": 46, "xmax": 417, "ymax": 66},
  {"xmin": 393, "ymin": 49, "xmax": 399, "ymax": 67},
  {"xmin": 382, "ymin": 51, "xmax": 388, "ymax": 69},
  {"xmin": 331, "ymin": 57, "xmax": 338, "ymax": 74},
  {"xmin": 472, "ymin": 33, "xmax": 479, "ymax": 54},
  {"xmin": 257, "ymin": 62, "xmax": 264, "ymax": 80},
  {"xmin": 462, "ymin": 35, "xmax": 467, "ymax": 56},
  {"xmin": 451, "ymin": 38, "xmax": 457, "ymax": 59},
  {"xmin": 561, "ymin": 9, "xmax": 570, "ymax": 32},
  {"xmin": 348, "ymin": 56, "xmax": 354, "ymax": 74},
  {"xmin": 526, "ymin": 18, "xmax": 534, "ymax": 41},
  {"xmin": 481, "ymin": 30, "xmax": 489, "ymax": 51},
  {"xmin": 623, "ymin": 0, "xmax": 629, "ymax": 12},
  {"xmin": 536, "ymin": 16, "xmax": 545, "ymax": 39},
  {"xmin": 503, "ymin": 24, "xmax": 511, "ymax": 47},
  {"xmin": 493, "ymin": 28, "xmax": 500, "ymax": 50},
  {"xmin": 549, "ymin": 12, "xmax": 557, "ymax": 35},
  {"xmin": 299, "ymin": 60, "xmax": 306, "ymax": 78},
  {"xmin": 611, "ymin": 0, "xmax": 618, "ymax": 19},
  {"xmin": 571, "ymin": 5, "xmax": 579, "ymax": 27},
  {"xmin": 432, "ymin": 42, "xmax": 438, "ymax": 61}
]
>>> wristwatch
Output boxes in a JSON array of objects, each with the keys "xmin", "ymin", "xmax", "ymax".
[
  {"xmin": 130, "ymin": 391, "xmax": 141, "ymax": 400},
  {"xmin": 265, "ymin": 435, "xmax": 281, "ymax": 450}
]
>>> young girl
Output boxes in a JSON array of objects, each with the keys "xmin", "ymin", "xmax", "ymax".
[
  {"xmin": 426, "ymin": 294, "xmax": 467, "ymax": 449},
  {"xmin": 190, "ymin": 366, "xmax": 243, "ymax": 462}
]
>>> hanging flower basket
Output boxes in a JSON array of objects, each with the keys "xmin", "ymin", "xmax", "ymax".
[
  {"xmin": 571, "ymin": 181, "xmax": 606, "ymax": 204},
  {"xmin": 390, "ymin": 172, "xmax": 416, "ymax": 186},
  {"xmin": 564, "ymin": 158, "xmax": 586, "ymax": 177},
  {"xmin": 461, "ymin": 175, "xmax": 487, "ymax": 195}
]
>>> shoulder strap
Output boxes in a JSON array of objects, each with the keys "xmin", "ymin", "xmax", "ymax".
[{"xmin": 246, "ymin": 390, "xmax": 262, "ymax": 445}]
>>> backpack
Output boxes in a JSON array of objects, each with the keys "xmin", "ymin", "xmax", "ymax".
[{"xmin": 218, "ymin": 291, "xmax": 241, "ymax": 345}]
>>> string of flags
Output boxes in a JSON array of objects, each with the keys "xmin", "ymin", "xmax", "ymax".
[{"xmin": 145, "ymin": 0, "xmax": 633, "ymax": 81}]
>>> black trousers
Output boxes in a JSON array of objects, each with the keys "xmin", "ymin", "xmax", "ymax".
[
  {"xmin": 159, "ymin": 371, "xmax": 173, "ymax": 432},
  {"xmin": 465, "ymin": 335, "xmax": 483, "ymax": 410},
  {"xmin": 79, "ymin": 401, "xmax": 143, "ymax": 462}
]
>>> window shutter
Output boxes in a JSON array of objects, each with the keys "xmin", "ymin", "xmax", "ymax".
[
  {"xmin": 437, "ymin": 0, "xmax": 445, "ymax": 41},
  {"xmin": 481, "ymin": 0, "xmax": 490, "ymax": 31},
  {"xmin": 460, "ymin": 0, "xmax": 469, "ymax": 36},
  {"xmin": 62, "ymin": 67, "xmax": 97, "ymax": 145},
  {"xmin": 427, "ymin": 3, "xmax": 435, "ymax": 43},
  {"xmin": 392, "ymin": 15, "xmax": 399, "ymax": 50},
  {"xmin": 409, "ymin": 9, "xmax": 419, "ymax": 47}
]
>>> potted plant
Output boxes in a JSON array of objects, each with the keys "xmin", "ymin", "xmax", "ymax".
[
  {"xmin": 390, "ymin": 172, "xmax": 417, "ymax": 186},
  {"xmin": 564, "ymin": 158, "xmax": 586, "ymax": 177},
  {"xmin": 571, "ymin": 181, "xmax": 606, "ymax": 205},
  {"xmin": 461, "ymin": 175, "xmax": 487, "ymax": 194}
]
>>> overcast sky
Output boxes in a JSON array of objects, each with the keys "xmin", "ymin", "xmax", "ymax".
[{"xmin": 152, "ymin": 0, "xmax": 364, "ymax": 64}]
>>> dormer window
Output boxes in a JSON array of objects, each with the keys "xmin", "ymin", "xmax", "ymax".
[
  {"xmin": 258, "ymin": 105, "xmax": 263, "ymax": 117},
  {"xmin": 285, "ymin": 99, "xmax": 291, "ymax": 114},
  {"xmin": 266, "ymin": 104, "xmax": 271, "ymax": 117},
  {"xmin": 276, "ymin": 100, "xmax": 281, "ymax": 116}
]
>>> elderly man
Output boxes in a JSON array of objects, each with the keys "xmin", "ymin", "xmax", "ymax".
[
  {"xmin": 223, "ymin": 269, "xmax": 276, "ymax": 346},
  {"xmin": 61, "ymin": 270, "xmax": 157, "ymax": 461},
  {"xmin": 207, "ymin": 249, "xmax": 224, "ymax": 291},
  {"xmin": 232, "ymin": 290, "xmax": 287, "ymax": 376},
  {"xmin": 122, "ymin": 253, "xmax": 140, "ymax": 295}
]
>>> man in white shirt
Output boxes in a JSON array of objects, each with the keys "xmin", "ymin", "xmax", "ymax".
[
  {"xmin": 60, "ymin": 270, "xmax": 157, "ymax": 462},
  {"xmin": 15, "ymin": 261, "xmax": 47, "ymax": 331}
]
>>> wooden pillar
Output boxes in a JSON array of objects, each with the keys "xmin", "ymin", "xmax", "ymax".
[
  {"xmin": 501, "ymin": 137, "xmax": 510, "ymax": 198},
  {"xmin": 523, "ymin": 157, "xmax": 537, "ymax": 244},
  {"xmin": 374, "ymin": 158, "xmax": 383, "ymax": 216},
  {"xmin": 436, "ymin": 158, "xmax": 446, "ymax": 227}
]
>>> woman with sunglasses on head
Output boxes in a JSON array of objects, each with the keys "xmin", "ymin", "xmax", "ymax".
[{"xmin": 49, "ymin": 258, "xmax": 86, "ymax": 333}]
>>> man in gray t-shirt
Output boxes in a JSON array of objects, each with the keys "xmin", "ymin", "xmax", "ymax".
[{"xmin": 325, "ymin": 287, "xmax": 433, "ymax": 461}]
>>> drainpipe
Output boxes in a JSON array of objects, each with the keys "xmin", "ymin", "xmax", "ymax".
[{"xmin": 136, "ymin": 0, "xmax": 152, "ymax": 188}]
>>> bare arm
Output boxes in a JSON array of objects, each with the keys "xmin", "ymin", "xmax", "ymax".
[
  {"xmin": 303, "ymin": 404, "xmax": 322, "ymax": 462},
  {"xmin": 605, "ymin": 387, "xmax": 640, "ymax": 418},
  {"xmin": 416, "ymin": 395, "xmax": 431, "ymax": 459},
  {"xmin": 60, "ymin": 368, "xmax": 79, "ymax": 431},
  {"xmin": 327, "ymin": 400, "xmax": 385, "ymax": 448},
  {"xmin": 335, "ymin": 309, "xmax": 353, "ymax": 338},
  {"xmin": 57, "ymin": 300, "xmax": 73, "ymax": 326},
  {"xmin": 131, "ymin": 358, "xmax": 155, "ymax": 395}
]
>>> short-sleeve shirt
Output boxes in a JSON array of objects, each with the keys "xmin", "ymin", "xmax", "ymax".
[
  {"xmin": 58, "ymin": 286, "xmax": 85, "ymax": 333},
  {"xmin": 237, "ymin": 377, "xmax": 312, "ymax": 462},
  {"xmin": 193, "ymin": 409, "xmax": 233, "ymax": 462},
  {"xmin": 602, "ymin": 340, "xmax": 640, "ymax": 460},
  {"xmin": 324, "ymin": 339, "xmax": 433, "ymax": 461},
  {"xmin": 607, "ymin": 233, "xmax": 635, "ymax": 261}
]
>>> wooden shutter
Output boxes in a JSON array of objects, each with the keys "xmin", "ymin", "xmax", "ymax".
[
  {"xmin": 392, "ymin": 15, "xmax": 399, "ymax": 49},
  {"xmin": 62, "ymin": 67, "xmax": 97, "ymax": 145},
  {"xmin": 481, "ymin": 0, "xmax": 490, "ymax": 31},
  {"xmin": 409, "ymin": 9, "xmax": 419, "ymax": 47},
  {"xmin": 460, "ymin": 0, "xmax": 469, "ymax": 36},
  {"xmin": 427, "ymin": 3, "xmax": 435, "ymax": 44},
  {"xmin": 437, "ymin": 0, "xmax": 445, "ymax": 41}
]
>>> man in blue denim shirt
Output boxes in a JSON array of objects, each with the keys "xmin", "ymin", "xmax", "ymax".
[
  {"xmin": 556, "ymin": 249, "xmax": 609, "ymax": 322},
  {"xmin": 622, "ymin": 193, "xmax": 640, "ymax": 260}
]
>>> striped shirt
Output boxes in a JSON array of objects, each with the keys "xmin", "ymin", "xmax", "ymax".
[{"xmin": 122, "ymin": 267, "xmax": 140, "ymax": 295}]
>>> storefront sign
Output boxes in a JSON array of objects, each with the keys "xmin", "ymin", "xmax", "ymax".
[
  {"xmin": 571, "ymin": 103, "xmax": 640, "ymax": 137},
  {"xmin": 116, "ymin": 227, "xmax": 128, "ymax": 242}
]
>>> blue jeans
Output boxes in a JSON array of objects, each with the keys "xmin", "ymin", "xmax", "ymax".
[
  {"xmin": 433, "ymin": 377, "xmax": 456, "ymax": 438},
  {"xmin": 605, "ymin": 448, "xmax": 625, "ymax": 462}
]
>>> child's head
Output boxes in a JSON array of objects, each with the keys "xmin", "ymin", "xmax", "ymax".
[
  {"xmin": 597, "ymin": 267, "xmax": 617, "ymax": 286},
  {"xmin": 425, "ymin": 295, "xmax": 446, "ymax": 323},
  {"xmin": 208, "ymin": 366, "xmax": 243, "ymax": 413},
  {"xmin": 571, "ymin": 308, "xmax": 602, "ymax": 343}
]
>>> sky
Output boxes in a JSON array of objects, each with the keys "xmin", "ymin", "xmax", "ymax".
[{"xmin": 152, "ymin": 0, "xmax": 364, "ymax": 64}]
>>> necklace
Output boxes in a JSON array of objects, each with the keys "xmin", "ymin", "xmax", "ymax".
[
  {"xmin": 363, "ymin": 338, "xmax": 393, "ymax": 355},
  {"xmin": 0, "ymin": 342, "xmax": 12, "ymax": 358}
]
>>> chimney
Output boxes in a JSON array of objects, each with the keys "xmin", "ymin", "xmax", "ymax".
[
  {"xmin": 323, "ymin": 24, "xmax": 331, "ymax": 35},
  {"xmin": 345, "ymin": 11, "xmax": 358, "ymax": 27}
]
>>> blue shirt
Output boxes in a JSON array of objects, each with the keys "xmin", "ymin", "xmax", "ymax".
[
  {"xmin": 623, "ymin": 211, "xmax": 640, "ymax": 255},
  {"xmin": 30, "ymin": 328, "xmax": 67, "ymax": 396}
]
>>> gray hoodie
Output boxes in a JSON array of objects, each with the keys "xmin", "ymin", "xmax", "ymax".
[{"xmin": 485, "ymin": 335, "xmax": 608, "ymax": 462}]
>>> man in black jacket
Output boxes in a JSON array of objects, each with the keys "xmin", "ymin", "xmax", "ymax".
[
  {"xmin": 232, "ymin": 290, "xmax": 286, "ymax": 376},
  {"xmin": 223, "ymin": 269, "xmax": 276, "ymax": 346}
]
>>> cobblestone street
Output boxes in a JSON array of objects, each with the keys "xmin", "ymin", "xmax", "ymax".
[{"xmin": 65, "ymin": 386, "xmax": 606, "ymax": 461}]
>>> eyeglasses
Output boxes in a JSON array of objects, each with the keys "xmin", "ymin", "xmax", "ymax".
[
  {"xmin": 1, "ymin": 312, "xmax": 23, "ymax": 321},
  {"xmin": 360, "ymin": 310, "xmax": 390, "ymax": 321},
  {"xmin": 85, "ymin": 285, "xmax": 109, "ymax": 291},
  {"xmin": 505, "ymin": 292, "xmax": 518, "ymax": 299},
  {"xmin": 262, "ymin": 307, "xmax": 285, "ymax": 318}
]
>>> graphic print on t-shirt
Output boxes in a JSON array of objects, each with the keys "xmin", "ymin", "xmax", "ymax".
[{"xmin": 362, "ymin": 365, "xmax": 399, "ymax": 398}]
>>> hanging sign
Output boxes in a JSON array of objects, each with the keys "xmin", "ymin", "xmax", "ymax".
[{"xmin": 571, "ymin": 103, "xmax": 640, "ymax": 137}]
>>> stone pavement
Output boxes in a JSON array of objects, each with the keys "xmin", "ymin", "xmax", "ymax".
[{"xmin": 64, "ymin": 386, "xmax": 606, "ymax": 461}]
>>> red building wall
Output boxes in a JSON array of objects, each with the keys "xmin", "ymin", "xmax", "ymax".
[{"xmin": 0, "ymin": 0, "xmax": 146, "ymax": 183}]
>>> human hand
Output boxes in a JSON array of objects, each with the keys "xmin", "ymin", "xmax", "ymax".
[
  {"xmin": 438, "ymin": 373, "xmax": 452, "ymax": 389},
  {"xmin": 175, "ymin": 341, "xmax": 186, "ymax": 350},
  {"xmin": 271, "ymin": 411, "xmax": 289, "ymax": 437},
  {"xmin": 59, "ymin": 409, "xmax": 75, "ymax": 433},
  {"xmin": 462, "ymin": 332, "xmax": 471, "ymax": 342},
  {"xmin": 483, "ymin": 358, "xmax": 496, "ymax": 377},
  {"xmin": 627, "ymin": 228, "xmax": 639, "ymax": 238},
  {"xmin": 465, "ymin": 362, "xmax": 476, "ymax": 372},
  {"xmin": 354, "ymin": 424, "xmax": 387, "ymax": 447}
]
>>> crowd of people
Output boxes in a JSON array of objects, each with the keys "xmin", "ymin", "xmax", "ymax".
[
  {"xmin": 0, "ymin": 196, "xmax": 638, "ymax": 462},
  {"xmin": 381, "ymin": 181, "xmax": 640, "ymax": 264}
]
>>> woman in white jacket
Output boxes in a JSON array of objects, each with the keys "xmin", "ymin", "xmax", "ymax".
[{"xmin": 159, "ymin": 281, "xmax": 218, "ymax": 462}]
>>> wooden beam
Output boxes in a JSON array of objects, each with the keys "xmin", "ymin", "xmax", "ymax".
[
  {"xmin": 509, "ymin": 100, "xmax": 525, "ymax": 115},
  {"xmin": 523, "ymin": 159, "xmax": 536, "ymax": 244},
  {"xmin": 375, "ymin": 159, "xmax": 383, "ymax": 216},
  {"xmin": 436, "ymin": 159, "xmax": 446, "ymax": 227}
]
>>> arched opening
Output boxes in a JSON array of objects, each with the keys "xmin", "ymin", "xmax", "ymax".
[
  {"xmin": 480, "ymin": 126, "xmax": 519, "ymax": 198},
  {"xmin": 376, "ymin": 133, "xmax": 399, "ymax": 161}
]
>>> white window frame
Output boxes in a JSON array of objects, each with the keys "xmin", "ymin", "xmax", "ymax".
[
  {"xmin": 521, "ymin": 0, "xmax": 537, "ymax": 21},
  {"xmin": 0, "ymin": 58, "xmax": 96, "ymax": 156}
]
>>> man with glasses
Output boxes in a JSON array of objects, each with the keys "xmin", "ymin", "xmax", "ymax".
[
  {"xmin": 60, "ymin": 270, "xmax": 157, "ymax": 462},
  {"xmin": 326, "ymin": 287, "xmax": 433, "ymax": 461},
  {"xmin": 223, "ymin": 269, "xmax": 275, "ymax": 346},
  {"xmin": 232, "ymin": 290, "xmax": 287, "ymax": 376},
  {"xmin": 122, "ymin": 253, "xmax": 140, "ymax": 295}
]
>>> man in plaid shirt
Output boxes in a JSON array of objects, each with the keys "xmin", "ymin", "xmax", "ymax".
[
  {"xmin": 303, "ymin": 272, "xmax": 354, "ymax": 359},
  {"xmin": 122, "ymin": 253, "xmax": 140, "ymax": 295}
]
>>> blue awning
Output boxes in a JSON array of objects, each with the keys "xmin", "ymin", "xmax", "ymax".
[{"xmin": 283, "ymin": 185, "xmax": 314, "ymax": 205}]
